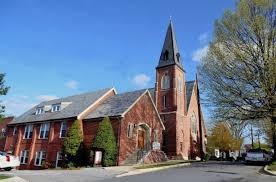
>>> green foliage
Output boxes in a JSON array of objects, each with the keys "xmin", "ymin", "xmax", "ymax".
[
  {"xmin": 198, "ymin": 0, "xmax": 276, "ymax": 159},
  {"xmin": 0, "ymin": 73, "xmax": 9, "ymax": 119},
  {"xmin": 62, "ymin": 119, "xmax": 83, "ymax": 165},
  {"xmin": 92, "ymin": 117, "xmax": 117, "ymax": 166},
  {"xmin": 252, "ymin": 142, "xmax": 271, "ymax": 151}
]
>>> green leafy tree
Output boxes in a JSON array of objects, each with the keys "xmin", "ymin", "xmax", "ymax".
[
  {"xmin": 0, "ymin": 73, "xmax": 9, "ymax": 119},
  {"xmin": 198, "ymin": 0, "xmax": 276, "ymax": 159},
  {"xmin": 62, "ymin": 119, "xmax": 83, "ymax": 165},
  {"xmin": 92, "ymin": 117, "xmax": 117, "ymax": 166}
]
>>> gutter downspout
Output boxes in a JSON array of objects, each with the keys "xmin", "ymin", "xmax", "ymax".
[{"xmin": 116, "ymin": 116, "xmax": 122, "ymax": 166}]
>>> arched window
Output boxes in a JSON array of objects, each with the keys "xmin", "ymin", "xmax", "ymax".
[
  {"xmin": 161, "ymin": 74, "xmax": 170, "ymax": 90},
  {"xmin": 177, "ymin": 77, "xmax": 182, "ymax": 92},
  {"xmin": 176, "ymin": 53, "xmax": 180, "ymax": 62},
  {"xmin": 163, "ymin": 50, "xmax": 169, "ymax": 61},
  {"xmin": 190, "ymin": 112, "xmax": 197, "ymax": 134}
]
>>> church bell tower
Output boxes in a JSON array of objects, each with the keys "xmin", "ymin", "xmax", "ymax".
[{"xmin": 155, "ymin": 20, "xmax": 188, "ymax": 158}]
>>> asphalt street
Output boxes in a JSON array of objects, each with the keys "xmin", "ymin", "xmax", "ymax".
[
  {"xmin": 101, "ymin": 161, "xmax": 276, "ymax": 182},
  {"xmin": 1, "ymin": 161, "xmax": 275, "ymax": 182}
]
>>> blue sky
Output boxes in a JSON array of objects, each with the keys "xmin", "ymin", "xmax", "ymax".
[{"xmin": 0, "ymin": 0, "xmax": 235, "ymax": 117}]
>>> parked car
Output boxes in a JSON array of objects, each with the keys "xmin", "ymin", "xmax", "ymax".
[
  {"xmin": 245, "ymin": 149, "xmax": 272, "ymax": 163},
  {"xmin": 0, "ymin": 151, "xmax": 20, "ymax": 171}
]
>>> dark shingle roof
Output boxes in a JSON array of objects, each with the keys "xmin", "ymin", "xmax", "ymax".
[
  {"xmin": 10, "ymin": 88, "xmax": 113, "ymax": 125},
  {"xmin": 186, "ymin": 80, "xmax": 195, "ymax": 109},
  {"xmin": 85, "ymin": 89, "xmax": 147, "ymax": 119},
  {"xmin": 148, "ymin": 88, "xmax": 155, "ymax": 101},
  {"xmin": 156, "ymin": 21, "xmax": 183, "ymax": 70}
]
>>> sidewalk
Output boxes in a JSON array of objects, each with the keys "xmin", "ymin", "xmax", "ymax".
[
  {"xmin": 114, "ymin": 160, "xmax": 192, "ymax": 177},
  {"xmin": 264, "ymin": 165, "xmax": 276, "ymax": 176},
  {"xmin": 0, "ymin": 176, "xmax": 28, "ymax": 182}
]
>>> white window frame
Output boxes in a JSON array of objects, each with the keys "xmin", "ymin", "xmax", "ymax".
[
  {"xmin": 177, "ymin": 77, "xmax": 182, "ymax": 93},
  {"xmin": 127, "ymin": 123, "xmax": 134, "ymax": 138},
  {"xmin": 20, "ymin": 150, "xmax": 29, "ymax": 164},
  {"xmin": 35, "ymin": 107, "xmax": 44, "ymax": 115},
  {"xmin": 13, "ymin": 126, "xmax": 17, "ymax": 135},
  {"xmin": 59, "ymin": 121, "xmax": 67, "ymax": 138},
  {"xmin": 191, "ymin": 112, "xmax": 197, "ymax": 137},
  {"xmin": 34, "ymin": 151, "xmax": 46, "ymax": 166},
  {"xmin": 23, "ymin": 124, "xmax": 33, "ymax": 139},
  {"xmin": 55, "ymin": 151, "xmax": 63, "ymax": 168},
  {"xmin": 161, "ymin": 74, "xmax": 170, "ymax": 90},
  {"xmin": 39, "ymin": 123, "xmax": 50, "ymax": 139},
  {"xmin": 51, "ymin": 104, "xmax": 61, "ymax": 112}
]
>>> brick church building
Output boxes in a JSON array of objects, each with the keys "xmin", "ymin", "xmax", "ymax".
[{"xmin": 4, "ymin": 21, "xmax": 206, "ymax": 169}]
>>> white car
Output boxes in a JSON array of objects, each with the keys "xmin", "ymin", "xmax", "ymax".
[
  {"xmin": 0, "ymin": 151, "xmax": 20, "ymax": 171},
  {"xmin": 245, "ymin": 149, "xmax": 272, "ymax": 163}
]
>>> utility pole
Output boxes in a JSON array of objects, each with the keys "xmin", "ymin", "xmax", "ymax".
[
  {"xmin": 251, "ymin": 125, "xmax": 254, "ymax": 149},
  {"xmin": 257, "ymin": 130, "xmax": 261, "ymax": 149}
]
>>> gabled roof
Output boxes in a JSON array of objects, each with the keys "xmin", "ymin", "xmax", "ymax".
[
  {"xmin": 156, "ymin": 21, "xmax": 184, "ymax": 70},
  {"xmin": 85, "ymin": 89, "xmax": 147, "ymax": 119},
  {"xmin": 186, "ymin": 80, "xmax": 196, "ymax": 110},
  {"xmin": 148, "ymin": 88, "xmax": 155, "ymax": 101},
  {"xmin": 85, "ymin": 88, "xmax": 165, "ymax": 130},
  {"xmin": 10, "ymin": 88, "xmax": 114, "ymax": 125}
]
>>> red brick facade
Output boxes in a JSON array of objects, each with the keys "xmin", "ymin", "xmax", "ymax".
[
  {"xmin": 0, "ymin": 116, "xmax": 14, "ymax": 151},
  {"xmin": 4, "ymin": 21, "xmax": 206, "ymax": 170},
  {"xmin": 4, "ymin": 91, "xmax": 164, "ymax": 169}
]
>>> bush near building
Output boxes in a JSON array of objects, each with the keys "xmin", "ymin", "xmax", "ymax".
[
  {"xmin": 62, "ymin": 119, "xmax": 83, "ymax": 167},
  {"xmin": 92, "ymin": 117, "xmax": 117, "ymax": 167}
]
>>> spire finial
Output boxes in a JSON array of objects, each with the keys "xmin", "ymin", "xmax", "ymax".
[{"xmin": 169, "ymin": 15, "xmax": 172, "ymax": 22}]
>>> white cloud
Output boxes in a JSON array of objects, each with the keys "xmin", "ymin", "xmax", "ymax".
[
  {"xmin": 36, "ymin": 95, "xmax": 58, "ymax": 102},
  {"xmin": 198, "ymin": 32, "xmax": 208, "ymax": 44},
  {"xmin": 65, "ymin": 80, "xmax": 78, "ymax": 89},
  {"xmin": 132, "ymin": 74, "xmax": 150, "ymax": 88},
  {"xmin": 1, "ymin": 96, "xmax": 36, "ymax": 116},
  {"xmin": 192, "ymin": 45, "xmax": 209, "ymax": 62}
]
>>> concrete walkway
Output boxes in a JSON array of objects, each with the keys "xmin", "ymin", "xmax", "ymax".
[{"xmin": 0, "ymin": 166, "xmax": 132, "ymax": 182}]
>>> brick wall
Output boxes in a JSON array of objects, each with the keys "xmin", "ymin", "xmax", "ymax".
[
  {"xmin": 117, "ymin": 92, "xmax": 164, "ymax": 165},
  {"xmin": 0, "ymin": 117, "xmax": 14, "ymax": 151},
  {"xmin": 5, "ymin": 119, "xmax": 75, "ymax": 169}
]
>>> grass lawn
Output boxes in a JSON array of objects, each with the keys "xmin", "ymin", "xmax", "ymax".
[
  {"xmin": 134, "ymin": 160, "xmax": 191, "ymax": 169},
  {"xmin": 267, "ymin": 161, "xmax": 276, "ymax": 171},
  {"xmin": 0, "ymin": 175, "xmax": 11, "ymax": 180}
]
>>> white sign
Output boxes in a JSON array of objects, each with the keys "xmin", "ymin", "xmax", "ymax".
[
  {"xmin": 94, "ymin": 151, "xmax": 102, "ymax": 165},
  {"xmin": 152, "ymin": 142, "xmax": 160, "ymax": 150}
]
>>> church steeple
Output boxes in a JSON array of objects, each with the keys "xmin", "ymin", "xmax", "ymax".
[{"xmin": 156, "ymin": 20, "xmax": 184, "ymax": 70}]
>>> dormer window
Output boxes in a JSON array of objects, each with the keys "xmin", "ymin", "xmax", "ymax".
[
  {"xmin": 176, "ymin": 53, "xmax": 180, "ymax": 62},
  {"xmin": 163, "ymin": 50, "xmax": 169, "ymax": 61},
  {"xmin": 51, "ymin": 104, "xmax": 61, "ymax": 112},
  {"xmin": 35, "ymin": 107, "xmax": 44, "ymax": 115}
]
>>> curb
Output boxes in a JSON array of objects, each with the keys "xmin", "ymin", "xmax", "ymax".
[
  {"xmin": 116, "ymin": 162, "xmax": 190, "ymax": 177},
  {"xmin": 0, "ymin": 176, "xmax": 29, "ymax": 182},
  {"xmin": 263, "ymin": 165, "xmax": 276, "ymax": 176}
]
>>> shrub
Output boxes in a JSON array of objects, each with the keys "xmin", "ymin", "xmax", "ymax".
[
  {"xmin": 92, "ymin": 117, "xmax": 117, "ymax": 166},
  {"xmin": 62, "ymin": 119, "xmax": 83, "ymax": 166}
]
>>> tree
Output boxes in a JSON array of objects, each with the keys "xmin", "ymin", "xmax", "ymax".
[
  {"xmin": 0, "ymin": 73, "xmax": 9, "ymax": 118},
  {"xmin": 92, "ymin": 117, "xmax": 117, "ymax": 167},
  {"xmin": 62, "ymin": 119, "xmax": 83, "ymax": 165},
  {"xmin": 207, "ymin": 122, "xmax": 243, "ymax": 153},
  {"xmin": 198, "ymin": 0, "xmax": 276, "ymax": 159}
]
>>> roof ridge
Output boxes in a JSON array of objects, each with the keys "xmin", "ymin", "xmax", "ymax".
[{"xmin": 40, "ymin": 87, "xmax": 113, "ymax": 104}]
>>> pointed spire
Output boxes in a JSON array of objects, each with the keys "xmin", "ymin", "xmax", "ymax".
[{"xmin": 156, "ymin": 20, "xmax": 184, "ymax": 70}]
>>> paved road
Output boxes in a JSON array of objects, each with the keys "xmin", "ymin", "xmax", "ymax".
[
  {"xmin": 101, "ymin": 162, "xmax": 276, "ymax": 182},
  {"xmin": 1, "ymin": 162, "xmax": 275, "ymax": 182}
]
